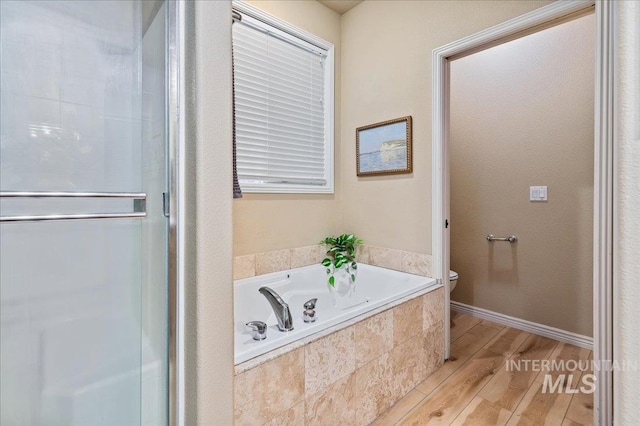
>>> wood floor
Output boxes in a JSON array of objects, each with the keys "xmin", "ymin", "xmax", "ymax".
[{"xmin": 373, "ymin": 312, "xmax": 594, "ymax": 426}]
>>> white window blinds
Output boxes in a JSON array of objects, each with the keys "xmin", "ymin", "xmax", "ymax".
[{"xmin": 232, "ymin": 11, "xmax": 334, "ymax": 193}]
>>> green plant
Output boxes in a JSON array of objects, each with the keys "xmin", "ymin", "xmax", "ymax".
[{"xmin": 320, "ymin": 233, "xmax": 363, "ymax": 286}]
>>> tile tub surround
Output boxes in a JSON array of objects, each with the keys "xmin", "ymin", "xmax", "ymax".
[
  {"xmin": 233, "ymin": 244, "xmax": 433, "ymax": 280},
  {"xmin": 233, "ymin": 287, "xmax": 445, "ymax": 425}
]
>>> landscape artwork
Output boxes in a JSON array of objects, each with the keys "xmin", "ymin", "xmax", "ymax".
[{"xmin": 356, "ymin": 116, "xmax": 412, "ymax": 176}]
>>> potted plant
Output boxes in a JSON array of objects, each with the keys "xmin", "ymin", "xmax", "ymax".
[{"xmin": 320, "ymin": 234, "xmax": 363, "ymax": 307}]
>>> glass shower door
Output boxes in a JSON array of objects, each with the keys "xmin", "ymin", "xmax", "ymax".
[{"xmin": 0, "ymin": 1, "xmax": 169, "ymax": 425}]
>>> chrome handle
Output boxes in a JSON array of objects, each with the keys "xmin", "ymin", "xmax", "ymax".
[
  {"xmin": 303, "ymin": 298, "xmax": 317, "ymax": 323},
  {"xmin": 0, "ymin": 191, "xmax": 146, "ymax": 199},
  {"xmin": 246, "ymin": 321, "xmax": 267, "ymax": 340},
  {"xmin": 486, "ymin": 234, "xmax": 518, "ymax": 243},
  {"xmin": 1, "ymin": 213, "xmax": 146, "ymax": 223},
  {"xmin": 0, "ymin": 191, "xmax": 146, "ymax": 223}
]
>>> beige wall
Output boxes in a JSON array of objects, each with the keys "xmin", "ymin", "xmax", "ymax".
[
  {"xmin": 233, "ymin": 0, "xmax": 343, "ymax": 256},
  {"xmin": 184, "ymin": 1, "xmax": 233, "ymax": 423},
  {"xmin": 235, "ymin": 1, "xmax": 554, "ymax": 257},
  {"xmin": 449, "ymin": 14, "xmax": 594, "ymax": 336},
  {"xmin": 616, "ymin": 1, "xmax": 640, "ymax": 423},
  {"xmin": 340, "ymin": 0, "xmax": 553, "ymax": 254},
  {"xmin": 341, "ymin": 1, "xmax": 548, "ymax": 254}
]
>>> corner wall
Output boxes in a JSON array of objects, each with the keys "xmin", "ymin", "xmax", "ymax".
[
  {"xmin": 233, "ymin": 0, "xmax": 343, "ymax": 256},
  {"xmin": 183, "ymin": 1, "xmax": 233, "ymax": 424},
  {"xmin": 615, "ymin": 0, "xmax": 640, "ymax": 423}
]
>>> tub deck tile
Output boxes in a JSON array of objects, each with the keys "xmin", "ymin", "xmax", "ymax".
[
  {"xmin": 305, "ymin": 372, "xmax": 357, "ymax": 425},
  {"xmin": 263, "ymin": 401, "xmax": 305, "ymax": 426},
  {"xmin": 423, "ymin": 288, "xmax": 444, "ymax": 332},
  {"xmin": 233, "ymin": 347, "xmax": 304, "ymax": 425},
  {"xmin": 393, "ymin": 297, "xmax": 423, "ymax": 347},
  {"xmin": 355, "ymin": 309, "xmax": 394, "ymax": 368},
  {"xmin": 305, "ymin": 327, "xmax": 356, "ymax": 395},
  {"xmin": 355, "ymin": 352, "xmax": 395, "ymax": 425}
]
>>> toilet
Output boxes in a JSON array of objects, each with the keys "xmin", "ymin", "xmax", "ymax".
[{"xmin": 449, "ymin": 270, "xmax": 458, "ymax": 292}]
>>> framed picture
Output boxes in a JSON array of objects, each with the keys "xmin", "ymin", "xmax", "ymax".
[{"xmin": 356, "ymin": 116, "xmax": 412, "ymax": 176}]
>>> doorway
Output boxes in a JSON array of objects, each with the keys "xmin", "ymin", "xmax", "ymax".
[{"xmin": 432, "ymin": 1, "xmax": 614, "ymax": 424}]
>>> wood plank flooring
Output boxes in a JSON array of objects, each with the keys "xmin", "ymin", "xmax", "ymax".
[{"xmin": 373, "ymin": 312, "xmax": 594, "ymax": 426}]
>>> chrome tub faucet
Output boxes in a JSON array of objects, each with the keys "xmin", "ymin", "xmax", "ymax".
[{"xmin": 258, "ymin": 286, "xmax": 294, "ymax": 332}]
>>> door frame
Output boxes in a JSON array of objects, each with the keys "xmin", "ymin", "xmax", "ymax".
[{"xmin": 431, "ymin": 1, "xmax": 614, "ymax": 424}]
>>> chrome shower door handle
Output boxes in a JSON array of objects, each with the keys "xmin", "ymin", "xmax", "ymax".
[{"xmin": 0, "ymin": 191, "xmax": 147, "ymax": 223}]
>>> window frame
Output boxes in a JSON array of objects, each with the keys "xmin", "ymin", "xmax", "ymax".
[{"xmin": 232, "ymin": 0, "xmax": 335, "ymax": 194}]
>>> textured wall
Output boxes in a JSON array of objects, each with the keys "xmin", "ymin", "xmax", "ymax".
[
  {"xmin": 616, "ymin": 1, "xmax": 640, "ymax": 424},
  {"xmin": 449, "ymin": 14, "xmax": 594, "ymax": 336},
  {"xmin": 339, "ymin": 0, "xmax": 553, "ymax": 254},
  {"xmin": 183, "ymin": 1, "xmax": 234, "ymax": 424},
  {"xmin": 233, "ymin": 0, "xmax": 343, "ymax": 256}
]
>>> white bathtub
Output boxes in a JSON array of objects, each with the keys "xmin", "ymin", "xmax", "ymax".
[{"xmin": 234, "ymin": 263, "xmax": 438, "ymax": 365}]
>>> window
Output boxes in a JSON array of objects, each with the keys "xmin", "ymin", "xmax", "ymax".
[{"xmin": 232, "ymin": 2, "xmax": 334, "ymax": 193}]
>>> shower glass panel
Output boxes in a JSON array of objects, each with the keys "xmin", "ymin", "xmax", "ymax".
[{"xmin": 0, "ymin": 1, "xmax": 169, "ymax": 425}]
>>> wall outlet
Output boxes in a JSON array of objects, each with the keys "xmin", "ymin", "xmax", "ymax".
[{"xmin": 530, "ymin": 186, "xmax": 547, "ymax": 201}]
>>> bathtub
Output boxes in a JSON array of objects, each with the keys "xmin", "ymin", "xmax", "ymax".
[{"xmin": 234, "ymin": 263, "xmax": 438, "ymax": 365}]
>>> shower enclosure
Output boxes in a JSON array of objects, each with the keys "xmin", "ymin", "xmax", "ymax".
[{"xmin": 0, "ymin": 1, "xmax": 178, "ymax": 424}]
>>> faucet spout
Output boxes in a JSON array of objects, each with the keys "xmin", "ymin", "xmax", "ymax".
[{"xmin": 258, "ymin": 286, "xmax": 294, "ymax": 332}]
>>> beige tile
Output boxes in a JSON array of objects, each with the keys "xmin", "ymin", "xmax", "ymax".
[
  {"xmin": 290, "ymin": 245, "xmax": 324, "ymax": 268},
  {"xmin": 372, "ymin": 389, "xmax": 426, "ymax": 426},
  {"xmin": 305, "ymin": 373, "xmax": 357, "ymax": 425},
  {"xmin": 401, "ymin": 251, "xmax": 432, "ymax": 276},
  {"xmin": 423, "ymin": 288, "xmax": 444, "ymax": 332},
  {"xmin": 392, "ymin": 334, "xmax": 428, "ymax": 399},
  {"xmin": 423, "ymin": 320, "xmax": 445, "ymax": 376},
  {"xmin": 393, "ymin": 296, "xmax": 423, "ymax": 347},
  {"xmin": 355, "ymin": 309, "xmax": 394, "ymax": 368},
  {"xmin": 368, "ymin": 245, "xmax": 403, "ymax": 271},
  {"xmin": 233, "ymin": 254, "xmax": 255, "ymax": 280},
  {"xmin": 234, "ymin": 348, "xmax": 304, "ymax": 425},
  {"xmin": 355, "ymin": 352, "xmax": 395, "ymax": 425},
  {"xmin": 264, "ymin": 401, "xmax": 305, "ymax": 426},
  {"xmin": 255, "ymin": 249, "xmax": 291, "ymax": 276},
  {"xmin": 305, "ymin": 327, "xmax": 356, "ymax": 395},
  {"xmin": 356, "ymin": 244, "xmax": 370, "ymax": 264}
]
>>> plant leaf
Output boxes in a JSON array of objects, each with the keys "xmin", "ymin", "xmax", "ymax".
[
  {"xmin": 321, "ymin": 258, "xmax": 331, "ymax": 267},
  {"xmin": 351, "ymin": 274, "xmax": 356, "ymax": 282},
  {"xmin": 329, "ymin": 276, "xmax": 335, "ymax": 286}
]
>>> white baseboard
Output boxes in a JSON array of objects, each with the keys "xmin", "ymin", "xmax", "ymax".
[{"xmin": 450, "ymin": 301, "xmax": 593, "ymax": 350}]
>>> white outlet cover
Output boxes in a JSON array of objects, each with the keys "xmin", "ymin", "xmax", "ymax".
[{"xmin": 530, "ymin": 186, "xmax": 547, "ymax": 201}]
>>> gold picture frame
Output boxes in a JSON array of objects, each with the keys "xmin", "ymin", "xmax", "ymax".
[{"xmin": 356, "ymin": 116, "xmax": 412, "ymax": 177}]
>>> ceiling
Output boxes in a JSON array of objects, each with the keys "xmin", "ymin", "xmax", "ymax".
[{"xmin": 318, "ymin": 0, "xmax": 364, "ymax": 15}]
